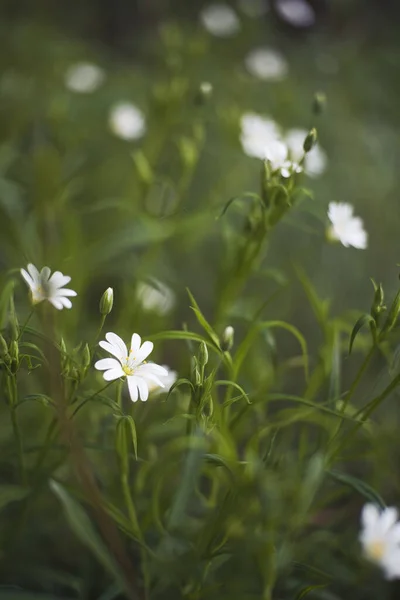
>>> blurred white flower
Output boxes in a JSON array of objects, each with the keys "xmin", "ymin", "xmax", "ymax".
[
  {"xmin": 360, "ymin": 503, "xmax": 400, "ymax": 579},
  {"xmin": 20, "ymin": 264, "xmax": 77, "ymax": 310},
  {"xmin": 245, "ymin": 48, "xmax": 288, "ymax": 81},
  {"xmin": 147, "ymin": 365, "xmax": 177, "ymax": 395},
  {"xmin": 109, "ymin": 102, "xmax": 146, "ymax": 140},
  {"xmin": 285, "ymin": 128, "xmax": 327, "ymax": 177},
  {"xmin": 64, "ymin": 62, "xmax": 105, "ymax": 94},
  {"xmin": 136, "ymin": 280, "xmax": 175, "ymax": 316},
  {"xmin": 200, "ymin": 4, "xmax": 241, "ymax": 37},
  {"xmin": 95, "ymin": 332, "xmax": 168, "ymax": 402},
  {"xmin": 240, "ymin": 112, "xmax": 282, "ymax": 159},
  {"xmin": 276, "ymin": 0, "xmax": 315, "ymax": 27},
  {"xmin": 238, "ymin": 0, "xmax": 269, "ymax": 17},
  {"xmin": 327, "ymin": 202, "xmax": 367, "ymax": 250}
]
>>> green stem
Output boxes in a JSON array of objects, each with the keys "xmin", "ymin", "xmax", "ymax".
[
  {"xmin": 17, "ymin": 309, "xmax": 34, "ymax": 341},
  {"xmin": 121, "ymin": 473, "xmax": 141, "ymax": 540},
  {"xmin": 71, "ymin": 380, "xmax": 115, "ymax": 417}
]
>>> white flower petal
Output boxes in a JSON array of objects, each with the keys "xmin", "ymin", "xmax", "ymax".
[
  {"xmin": 245, "ymin": 48, "xmax": 288, "ymax": 81},
  {"xmin": 104, "ymin": 332, "xmax": 128, "ymax": 360},
  {"xmin": 137, "ymin": 363, "xmax": 169, "ymax": 377},
  {"xmin": 48, "ymin": 298, "xmax": 64, "ymax": 310},
  {"xmin": 361, "ymin": 503, "xmax": 380, "ymax": 530},
  {"xmin": 103, "ymin": 367, "xmax": 124, "ymax": 381},
  {"xmin": 136, "ymin": 376, "xmax": 149, "ymax": 401},
  {"xmin": 130, "ymin": 333, "xmax": 142, "ymax": 354},
  {"xmin": 40, "ymin": 266, "xmax": 51, "ymax": 282},
  {"xmin": 276, "ymin": 0, "xmax": 315, "ymax": 28},
  {"xmin": 27, "ymin": 263, "xmax": 40, "ymax": 282},
  {"xmin": 135, "ymin": 340, "xmax": 154, "ymax": 364},
  {"xmin": 58, "ymin": 297, "xmax": 72, "ymax": 309},
  {"xmin": 380, "ymin": 508, "xmax": 399, "ymax": 535},
  {"xmin": 109, "ymin": 103, "xmax": 146, "ymax": 140},
  {"xmin": 95, "ymin": 358, "xmax": 121, "ymax": 371},
  {"xmin": 200, "ymin": 3, "xmax": 241, "ymax": 37},
  {"xmin": 49, "ymin": 271, "xmax": 71, "ymax": 288},
  {"xmin": 127, "ymin": 376, "xmax": 139, "ymax": 402},
  {"xmin": 65, "ymin": 62, "xmax": 105, "ymax": 94},
  {"xmin": 20, "ymin": 268, "xmax": 34, "ymax": 288},
  {"xmin": 56, "ymin": 288, "xmax": 78, "ymax": 297}
]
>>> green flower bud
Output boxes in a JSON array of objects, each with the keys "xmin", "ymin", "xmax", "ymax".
[
  {"xmin": 0, "ymin": 334, "xmax": 10, "ymax": 363},
  {"xmin": 303, "ymin": 128, "xmax": 317, "ymax": 153},
  {"xmin": 132, "ymin": 150, "xmax": 153, "ymax": 187},
  {"xmin": 82, "ymin": 343, "xmax": 91, "ymax": 371},
  {"xmin": 221, "ymin": 325, "xmax": 234, "ymax": 351},
  {"xmin": 381, "ymin": 289, "xmax": 400, "ymax": 336},
  {"xmin": 99, "ymin": 287, "xmax": 114, "ymax": 316},
  {"xmin": 370, "ymin": 280, "xmax": 386, "ymax": 323},
  {"xmin": 198, "ymin": 341, "xmax": 208, "ymax": 369},
  {"xmin": 10, "ymin": 340, "xmax": 19, "ymax": 365},
  {"xmin": 313, "ymin": 92, "xmax": 327, "ymax": 116}
]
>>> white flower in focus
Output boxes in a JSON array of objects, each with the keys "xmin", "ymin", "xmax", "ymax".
[
  {"xmin": 200, "ymin": 4, "xmax": 241, "ymax": 37},
  {"xmin": 276, "ymin": 0, "xmax": 316, "ymax": 28},
  {"xmin": 136, "ymin": 280, "xmax": 175, "ymax": 316},
  {"xmin": 64, "ymin": 62, "xmax": 105, "ymax": 93},
  {"xmin": 20, "ymin": 264, "xmax": 77, "ymax": 310},
  {"xmin": 285, "ymin": 128, "xmax": 327, "ymax": 177},
  {"xmin": 95, "ymin": 332, "xmax": 168, "ymax": 402},
  {"xmin": 327, "ymin": 202, "xmax": 367, "ymax": 250},
  {"xmin": 360, "ymin": 503, "xmax": 400, "ymax": 579},
  {"xmin": 240, "ymin": 112, "xmax": 282, "ymax": 160},
  {"xmin": 245, "ymin": 48, "xmax": 288, "ymax": 81},
  {"xmin": 238, "ymin": 0, "xmax": 269, "ymax": 17},
  {"xmin": 147, "ymin": 365, "xmax": 177, "ymax": 396},
  {"xmin": 109, "ymin": 102, "xmax": 146, "ymax": 140}
]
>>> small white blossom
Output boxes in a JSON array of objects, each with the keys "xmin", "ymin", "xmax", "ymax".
[
  {"xmin": 200, "ymin": 4, "xmax": 241, "ymax": 37},
  {"xmin": 148, "ymin": 365, "xmax": 177, "ymax": 396},
  {"xmin": 245, "ymin": 48, "xmax": 288, "ymax": 81},
  {"xmin": 276, "ymin": 0, "xmax": 315, "ymax": 28},
  {"xmin": 264, "ymin": 139, "xmax": 302, "ymax": 176},
  {"xmin": 240, "ymin": 112, "xmax": 282, "ymax": 160},
  {"xmin": 95, "ymin": 332, "xmax": 168, "ymax": 402},
  {"xmin": 20, "ymin": 264, "xmax": 77, "ymax": 310},
  {"xmin": 109, "ymin": 102, "xmax": 146, "ymax": 140},
  {"xmin": 360, "ymin": 503, "xmax": 400, "ymax": 579},
  {"xmin": 238, "ymin": 0, "xmax": 269, "ymax": 17},
  {"xmin": 327, "ymin": 202, "xmax": 367, "ymax": 250},
  {"xmin": 136, "ymin": 280, "xmax": 175, "ymax": 316},
  {"xmin": 64, "ymin": 62, "xmax": 105, "ymax": 94},
  {"xmin": 285, "ymin": 128, "xmax": 327, "ymax": 177}
]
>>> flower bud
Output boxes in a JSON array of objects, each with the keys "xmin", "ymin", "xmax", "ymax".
[
  {"xmin": 82, "ymin": 343, "xmax": 91, "ymax": 371},
  {"xmin": 10, "ymin": 340, "xmax": 19, "ymax": 365},
  {"xmin": 99, "ymin": 287, "xmax": 114, "ymax": 316},
  {"xmin": 312, "ymin": 92, "xmax": 326, "ymax": 116},
  {"xmin": 370, "ymin": 280, "xmax": 386, "ymax": 323},
  {"xmin": 0, "ymin": 334, "xmax": 10, "ymax": 363},
  {"xmin": 303, "ymin": 128, "xmax": 317, "ymax": 153},
  {"xmin": 381, "ymin": 289, "xmax": 400, "ymax": 336},
  {"xmin": 221, "ymin": 326, "xmax": 234, "ymax": 351},
  {"xmin": 132, "ymin": 151, "xmax": 153, "ymax": 187},
  {"xmin": 198, "ymin": 341, "xmax": 208, "ymax": 369}
]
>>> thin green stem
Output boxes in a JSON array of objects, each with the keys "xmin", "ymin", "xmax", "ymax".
[
  {"xmin": 8, "ymin": 374, "xmax": 26, "ymax": 485},
  {"xmin": 17, "ymin": 309, "xmax": 34, "ymax": 341},
  {"xmin": 71, "ymin": 380, "xmax": 115, "ymax": 417}
]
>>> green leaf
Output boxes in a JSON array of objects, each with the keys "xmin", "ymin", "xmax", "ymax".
[
  {"xmin": 0, "ymin": 485, "xmax": 29, "ymax": 511},
  {"xmin": 148, "ymin": 330, "xmax": 215, "ymax": 349},
  {"xmin": 328, "ymin": 471, "xmax": 385, "ymax": 507},
  {"xmin": 50, "ymin": 481, "xmax": 128, "ymax": 591},
  {"xmin": 349, "ymin": 314, "xmax": 375, "ymax": 355},
  {"xmin": 165, "ymin": 378, "xmax": 194, "ymax": 402},
  {"xmin": 0, "ymin": 279, "xmax": 16, "ymax": 329},
  {"xmin": 217, "ymin": 193, "xmax": 264, "ymax": 219},
  {"xmin": 296, "ymin": 584, "xmax": 329, "ymax": 600},
  {"xmin": 186, "ymin": 289, "xmax": 220, "ymax": 348},
  {"xmin": 215, "ymin": 380, "xmax": 251, "ymax": 406}
]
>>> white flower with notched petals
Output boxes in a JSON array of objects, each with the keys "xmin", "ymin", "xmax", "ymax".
[
  {"xmin": 147, "ymin": 365, "xmax": 177, "ymax": 396},
  {"xmin": 327, "ymin": 202, "xmax": 367, "ymax": 250},
  {"xmin": 360, "ymin": 503, "xmax": 400, "ymax": 579},
  {"xmin": 200, "ymin": 4, "xmax": 241, "ymax": 37},
  {"xmin": 285, "ymin": 128, "xmax": 327, "ymax": 177},
  {"xmin": 245, "ymin": 48, "xmax": 288, "ymax": 81},
  {"xmin": 240, "ymin": 112, "xmax": 282, "ymax": 160},
  {"xmin": 136, "ymin": 280, "xmax": 175, "ymax": 316},
  {"xmin": 20, "ymin": 264, "xmax": 77, "ymax": 310},
  {"xmin": 109, "ymin": 102, "xmax": 146, "ymax": 140},
  {"xmin": 95, "ymin": 332, "xmax": 168, "ymax": 402},
  {"xmin": 64, "ymin": 62, "xmax": 105, "ymax": 93},
  {"xmin": 276, "ymin": 0, "xmax": 316, "ymax": 28},
  {"xmin": 238, "ymin": 0, "xmax": 269, "ymax": 18},
  {"xmin": 264, "ymin": 139, "xmax": 302, "ymax": 177}
]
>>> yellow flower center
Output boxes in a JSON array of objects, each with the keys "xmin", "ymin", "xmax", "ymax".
[
  {"xmin": 122, "ymin": 364, "xmax": 135, "ymax": 376},
  {"xmin": 367, "ymin": 540, "xmax": 385, "ymax": 561}
]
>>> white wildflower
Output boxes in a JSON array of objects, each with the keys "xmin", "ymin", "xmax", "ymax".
[
  {"xmin": 245, "ymin": 48, "xmax": 288, "ymax": 81},
  {"xmin": 136, "ymin": 280, "xmax": 175, "ymax": 316},
  {"xmin": 200, "ymin": 4, "xmax": 241, "ymax": 37},
  {"xmin": 109, "ymin": 102, "xmax": 146, "ymax": 140},
  {"xmin": 95, "ymin": 332, "xmax": 168, "ymax": 402},
  {"xmin": 360, "ymin": 503, "xmax": 400, "ymax": 579},
  {"xmin": 285, "ymin": 128, "xmax": 327, "ymax": 177},
  {"xmin": 64, "ymin": 62, "xmax": 105, "ymax": 94},
  {"xmin": 238, "ymin": 0, "xmax": 269, "ymax": 18},
  {"xmin": 276, "ymin": 0, "xmax": 316, "ymax": 28},
  {"xmin": 20, "ymin": 264, "xmax": 77, "ymax": 310},
  {"xmin": 240, "ymin": 112, "xmax": 282, "ymax": 160},
  {"xmin": 327, "ymin": 202, "xmax": 367, "ymax": 250}
]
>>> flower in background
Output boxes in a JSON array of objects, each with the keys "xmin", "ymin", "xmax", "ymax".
[
  {"xmin": 245, "ymin": 48, "xmax": 288, "ymax": 81},
  {"xmin": 95, "ymin": 332, "xmax": 168, "ymax": 402},
  {"xmin": 285, "ymin": 128, "xmax": 327, "ymax": 177},
  {"xmin": 20, "ymin": 264, "xmax": 77, "ymax": 310},
  {"xmin": 109, "ymin": 102, "xmax": 146, "ymax": 140},
  {"xmin": 238, "ymin": 0, "xmax": 269, "ymax": 17},
  {"xmin": 200, "ymin": 4, "xmax": 241, "ymax": 37},
  {"xmin": 64, "ymin": 62, "xmax": 105, "ymax": 93},
  {"xmin": 276, "ymin": 0, "xmax": 316, "ymax": 28},
  {"xmin": 240, "ymin": 112, "xmax": 282, "ymax": 159},
  {"xmin": 147, "ymin": 365, "xmax": 177, "ymax": 396},
  {"xmin": 327, "ymin": 202, "xmax": 367, "ymax": 249},
  {"xmin": 136, "ymin": 280, "xmax": 175, "ymax": 316},
  {"xmin": 360, "ymin": 503, "xmax": 400, "ymax": 579}
]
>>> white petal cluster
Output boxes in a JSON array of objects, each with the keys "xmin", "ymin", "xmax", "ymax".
[
  {"xmin": 327, "ymin": 202, "xmax": 367, "ymax": 250},
  {"xmin": 20, "ymin": 264, "xmax": 77, "ymax": 310},
  {"xmin": 238, "ymin": 0, "xmax": 269, "ymax": 18},
  {"xmin": 284, "ymin": 128, "xmax": 327, "ymax": 177},
  {"xmin": 360, "ymin": 504, "xmax": 400, "ymax": 579},
  {"xmin": 136, "ymin": 280, "xmax": 175, "ymax": 316},
  {"xmin": 276, "ymin": 0, "xmax": 316, "ymax": 28},
  {"xmin": 95, "ymin": 332, "xmax": 168, "ymax": 402},
  {"xmin": 245, "ymin": 48, "xmax": 288, "ymax": 81},
  {"xmin": 109, "ymin": 102, "xmax": 146, "ymax": 140},
  {"xmin": 200, "ymin": 4, "xmax": 241, "ymax": 37},
  {"xmin": 147, "ymin": 365, "xmax": 177, "ymax": 396},
  {"xmin": 64, "ymin": 62, "xmax": 105, "ymax": 94}
]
